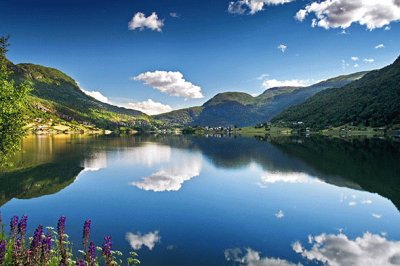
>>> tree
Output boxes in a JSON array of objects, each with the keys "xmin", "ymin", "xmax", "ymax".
[{"xmin": 0, "ymin": 36, "xmax": 31, "ymax": 167}]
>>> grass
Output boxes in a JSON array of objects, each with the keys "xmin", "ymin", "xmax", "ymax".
[{"xmin": 239, "ymin": 126, "xmax": 292, "ymax": 136}]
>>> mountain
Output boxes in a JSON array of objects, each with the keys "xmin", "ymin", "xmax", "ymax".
[
  {"xmin": 272, "ymin": 57, "xmax": 400, "ymax": 129},
  {"xmin": 9, "ymin": 62, "xmax": 152, "ymax": 130},
  {"xmin": 155, "ymin": 72, "xmax": 367, "ymax": 127}
]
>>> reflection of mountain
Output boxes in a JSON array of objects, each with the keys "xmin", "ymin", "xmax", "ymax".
[
  {"xmin": 3, "ymin": 134, "xmax": 400, "ymax": 211},
  {"xmin": 154, "ymin": 135, "xmax": 400, "ymax": 210},
  {"xmin": 0, "ymin": 162, "xmax": 83, "ymax": 206},
  {"xmin": 270, "ymin": 137, "xmax": 400, "ymax": 210},
  {"xmin": 0, "ymin": 135, "xmax": 91, "ymax": 206}
]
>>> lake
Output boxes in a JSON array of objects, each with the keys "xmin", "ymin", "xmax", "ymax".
[{"xmin": 1, "ymin": 134, "xmax": 400, "ymax": 265}]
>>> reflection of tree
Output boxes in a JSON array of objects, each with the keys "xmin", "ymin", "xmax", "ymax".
[
  {"xmin": 0, "ymin": 36, "xmax": 31, "ymax": 168},
  {"xmin": 0, "ymin": 161, "xmax": 83, "ymax": 206}
]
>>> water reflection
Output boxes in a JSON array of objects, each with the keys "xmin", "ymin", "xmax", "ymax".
[
  {"xmin": 3, "ymin": 135, "xmax": 400, "ymax": 208},
  {"xmin": 83, "ymin": 151, "xmax": 108, "ymax": 172},
  {"xmin": 293, "ymin": 232, "xmax": 400, "ymax": 266},
  {"xmin": 1, "ymin": 134, "xmax": 400, "ymax": 265},
  {"xmin": 258, "ymin": 172, "xmax": 317, "ymax": 188},
  {"xmin": 125, "ymin": 143, "xmax": 172, "ymax": 167},
  {"xmin": 226, "ymin": 231, "xmax": 400, "ymax": 266},
  {"xmin": 125, "ymin": 231, "xmax": 161, "ymax": 251},
  {"xmin": 131, "ymin": 150, "xmax": 202, "ymax": 192},
  {"xmin": 224, "ymin": 248, "xmax": 300, "ymax": 266}
]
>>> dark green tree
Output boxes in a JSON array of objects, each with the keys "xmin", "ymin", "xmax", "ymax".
[{"xmin": 0, "ymin": 36, "xmax": 31, "ymax": 167}]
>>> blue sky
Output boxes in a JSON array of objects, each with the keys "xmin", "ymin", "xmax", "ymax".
[{"xmin": 1, "ymin": 0, "xmax": 399, "ymax": 114}]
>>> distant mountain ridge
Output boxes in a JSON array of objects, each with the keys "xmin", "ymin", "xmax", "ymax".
[
  {"xmin": 155, "ymin": 72, "xmax": 367, "ymax": 127},
  {"xmin": 272, "ymin": 56, "xmax": 400, "ymax": 129},
  {"xmin": 8, "ymin": 61, "xmax": 152, "ymax": 130}
]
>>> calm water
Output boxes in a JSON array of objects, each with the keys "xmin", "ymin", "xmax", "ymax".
[{"xmin": 1, "ymin": 135, "xmax": 400, "ymax": 265}]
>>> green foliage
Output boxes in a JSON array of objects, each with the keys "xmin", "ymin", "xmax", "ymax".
[
  {"xmin": 0, "ymin": 216, "xmax": 140, "ymax": 265},
  {"xmin": 0, "ymin": 36, "xmax": 31, "ymax": 167},
  {"xmin": 156, "ymin": 73, "xmax": 366, "ymax": 127},
  {"xmin": 154, "ymin": 106, "xmax": 203, "ymax": 126},
  {"xmin": 203, "ymin": 92, "xmax": 256, "ymax": 106},
  {"xmin": 10, "ymin": 62, "xmax": 154, "ymax": 130},
  {"xmin": 272, "ymin": 57, "xmax": 400, "ymax": 129}
]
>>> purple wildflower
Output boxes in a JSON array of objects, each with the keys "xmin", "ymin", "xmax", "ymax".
[
  {"xmin": 41, "ymin": 232, "xmax": 52, "ymax": 263},
  {"xmin": 76, "ymin": 259, "xmax": 86, "ymax": 266},
  {"xmin": 28, "ymin": 225, "xmax": 44, "ymax": 265},
  {"xmin": 18, "ymin": 215, "xmax": 28, "ymax": 238},
  {"xmin": 57, "ymin": 216, "xmax": 66, "ymax": 237},
  {"xmin": 0, "ymin": 240, "xmax": 6, "ymax": 265},
  {"xmin": 10, "ymin": 216, "xmax": 18, "ymax": 237},
  {"xmin": 102, "ymin": 236, "xmax": 113, "ymax": 265},
  {"xmin": 30, "ymin": 225, "xmax": 43, "ymax": 250},
  {"xmin": 57, "ymin": 216, "xmax": 67, "ymax": 266},
  {"xmin": 12, "ymin": 238, "xmax": 22, "ymax": 265},
  {"xmin": 82, "ymin": 219, "xmax": 91, "ymax": 248},
  {"xmin": 86, "ymin": 241, "xmax": 96, "ymax": 266}
]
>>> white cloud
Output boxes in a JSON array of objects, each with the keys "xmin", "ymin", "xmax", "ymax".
[
  {"xmin": 170, "ymin": 12, "xmax": 179, "ymax": 18},
  {"xmin": 131, "ymin": 153, "xmax": 202, "ymax": 192},
  {"xmin": 126, "ymin": 231, "xmax": 161, "ymax": 250},
  {"xmin": 224, "ymin": 248, "xmax": 302, "ymax": 266},
  {"xmin": 228, "ymin": 0, "xmax": 294, "ymax": 15},
  {"xmin": 128, "ymin": 12, "xmax": 164, "ymax": 32},
  {"xmin": 293, "ymin": 232, "xmax": 400, "ymax": 266},
  {"xmin": 275, "ymin": 210, "xmax": 285, "ymax": 219},
  {"xmin": 372, "ymin": 213, "xmax": 382, "ymax": 219},
  {"xmin": 364, "ymin": 58, "xmax": 375, "ymax": 63},
  {"xmin": 126, "ymin": 99, "xmax": 172, "ymax": 115},
  {"xmin": 278, "ymin": 44, "xmax": 287, "ymax": 53},
  {"xmin": 385, "ymin": 26, "xmax": 391, "ymax": 30},
  {"xmin": 375, "ymin": 44, "xmax": 385, "ymax": 49},
  {"xmin": 354, "ymin": 64, "xmax": 359, "ymax": 68},
  {"xmin": 133, "ymin": 71, "xmax": 204, "ymax": 99},
  {"xmin": 262, "ymin": 79, "xmax": 310, "ymax": 89},
  {"xmin": 82, "ymin": 90, "xmax": 109, "ymax": 103},
  {"xmin": 351, "ymin": 56, "xmax": 359, "ymax": 61},
  {"xmin": 77, "ymin": 82, "xmax": 110, "ymax": 104},
  {"xmin": 295, "ymin": 0, "xmax": 400, "ymax": 30}
]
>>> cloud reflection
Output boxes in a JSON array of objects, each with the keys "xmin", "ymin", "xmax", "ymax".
[
  {"xmin": 275, "ymin": 210, "xmax": 285, "ymax": 219},
  {"xmin": 258, "ymin": 172, "xmax": 317, "ymax": 188},
  {"xmin": 131, "ymin": 152, "xmax": 202, "ymax": 192},
  {"xmin": 83, "ymin": 152, "xmax": 108, "ymax": 172},
  {"xmin": 127, "ymin": 144, "xmax": 172, "ymax": 167},
  {"xmin": 224, "ymin": 248, "xmax": 301, "ymax": 266},
  {"xmin": 125, "ymin": 231, "xmax": 161, "ymax": 250},
  {"xmin": 293, "ymin": 232, "xmax": 400, "ymax": 266}
]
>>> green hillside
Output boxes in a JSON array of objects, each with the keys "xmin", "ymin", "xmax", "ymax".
[
  {"xmin": 272, "ymin": 57, "xmax": 400, "ymax": 129},
  {"xmin": 153, "ymin": 106, "xmax": 204, "ymax": 126},
  {"xmin": 9, "ymin": 62, "xmax": 154, "ymax": 131},
  {"xmin": 155, "ymin": 72, "xmax": 366, "ymax": 127}
]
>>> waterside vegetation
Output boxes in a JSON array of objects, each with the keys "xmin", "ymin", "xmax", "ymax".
[{"xmin": 0, "ymin": 214, "xmax": 140, "ymax": 266}]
